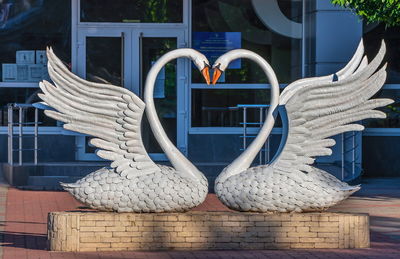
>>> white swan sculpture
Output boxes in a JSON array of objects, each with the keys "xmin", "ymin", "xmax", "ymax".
[
  {"xmin": 212, "ymin": 40, "xmax": 392, "ymax": 212},
  {"xmin": 38, "ymin": 48, "xmax": 210, "ymax": 212}
]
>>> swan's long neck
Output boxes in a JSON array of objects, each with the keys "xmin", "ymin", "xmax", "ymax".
[
  {"xmin": 219, "ymin": 50, "xmax": 280, "ymax": 182},
  {"xmin": 144, "ymin": 49, "xmax": 203, "ymax": 182}
]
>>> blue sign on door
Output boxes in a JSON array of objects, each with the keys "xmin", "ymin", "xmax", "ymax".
[{"xmin": 193, "ymin": 32, "xmax": 241, "ymax": 69}]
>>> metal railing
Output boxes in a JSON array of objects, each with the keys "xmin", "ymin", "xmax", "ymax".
[
  {"xmin": 234, "ymin": 104, "xmax": 271, "ymax": 165},
  {"xmin": 341, "ymin": 131, "xmax": 360, "ymax": 181},
  {"xmin": 7, "ymin": 103, "xmax": 40, "ymax": 165}
]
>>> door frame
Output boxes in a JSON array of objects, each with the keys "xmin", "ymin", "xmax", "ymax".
[{"xmin": 74, "ymin": 27, "xmax": 188, "ymax": 161}]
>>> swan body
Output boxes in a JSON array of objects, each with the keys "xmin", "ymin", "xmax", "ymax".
[
  {"xmin": 62, "ymin": 166, "xmax": 207, "ymax": 212},
  {"xmin": 40, "ymin": 48, "xmax": 210, "ymax": 212},
  {"xmin": 213, "ymin": 40, "xmax": 391, "ymax": 212},
  {"xmin": 215, "ymin": 166, "xmax": 359, "ymax": 212}
]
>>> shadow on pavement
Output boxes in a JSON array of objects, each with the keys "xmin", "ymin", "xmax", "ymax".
[{"xmin": 0, "ymin": 231, "xmax": 47, "ymax": 250}]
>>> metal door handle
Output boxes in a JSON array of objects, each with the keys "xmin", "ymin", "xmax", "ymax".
[
  {"xmin": 139, "ymin": 32, "xmax": 143, "ymax": 98},
  {"xmin": 121, "ymin": 32, "xmax": 125, "ymax": 87}
]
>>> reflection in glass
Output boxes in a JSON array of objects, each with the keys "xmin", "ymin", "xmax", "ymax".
[
  {"xmin": 364, "ymin": 24, "xmax": 400, "ymax": 84},
  {"xmin": 364, "ymin": 90, "xmax": 400, "ymax": 128},
  {"xmin": 192, "ymin": 0, "xmax": 302, "ymax": 84},
  {"xmin": 80, "ymin": 0, "xmax": 183, "ymax": 23},
  {"xmin": 86, "ymin": 37, "xmax": 122, "ymax": 86},
  {"xmin": 141, "ymin": 38, "xmax": 177, "ymax": 153},
  {"xmin": 191, "ymin": 89, "xmax": 282, "ymax": 127},
  {"xmin": 0, "ymin": 0, "xmax": 71, "ymax": 81}
]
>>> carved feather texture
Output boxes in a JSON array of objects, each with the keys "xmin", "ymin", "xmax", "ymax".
[
  {"xmin": 39, "ymin": 48, "xmax": 160, "ymax": 178},
  {"xmin": 213, "ymin": 42, "xmax": 381, "ymax": 213},
  {"xmin": 272, "ymin": 40, "xmax": 393, "ymax": 174}
]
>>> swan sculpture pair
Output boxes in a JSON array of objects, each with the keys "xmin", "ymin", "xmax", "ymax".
[{"xmin": 38, "ymin": 40, "xmax": 391, "ymax": 213}]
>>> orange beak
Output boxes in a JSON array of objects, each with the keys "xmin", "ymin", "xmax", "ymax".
[
  {"xmin": 201, "ymin": 67, "xmax": 210, "ymax": 85},
  {"xmin": 212, "ymin": 68, "xmax": 222, "ymax": 85}
]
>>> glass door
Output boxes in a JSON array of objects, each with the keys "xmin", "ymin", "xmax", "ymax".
[
  {"xmin": 138, "ymin": 30, "xmax": 186, "ymax": 161},
  {"xmin": 75, "ymin": 28, "xmax": 186, "ymax": 161}
]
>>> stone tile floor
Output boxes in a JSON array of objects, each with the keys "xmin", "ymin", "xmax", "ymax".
[{"xmin": 0, "ymin": 177, "xmax": 399, "ymax": 258}]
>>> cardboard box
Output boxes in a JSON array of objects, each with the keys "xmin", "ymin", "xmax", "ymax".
[
  {"xmin": 42, "ymin": 64, "xmax": 50, "ymax": 81},
  {"xmin": 2, "ymin": 64, "xmax": 17, "ymax": 81},
  {"xmin": 28, "ymin": 64, "xmax": 43, "ymax": 82},
  {"xmin": 16, "ymin": 50, "xmax": 35, "ymax": 64},
  {"xmin": 2, "ymin": 63, "xmax": 47, "ymax": 82},
  {"xmin": 16, "ymin": 64, "xmax": 29, "ymax": 81},
  {"xmin": 36, "ymin": 50, "xmax": 47, "ymax": 64}
]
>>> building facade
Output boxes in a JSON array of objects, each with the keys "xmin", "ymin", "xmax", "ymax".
[{"xmin": 0, "ymin": 0, "xmax": 399, "ymax": 188}]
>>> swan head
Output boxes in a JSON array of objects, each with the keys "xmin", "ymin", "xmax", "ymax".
[{"xmin": 192, "ymin": 52, "xmax": 211, "ymax": 85}]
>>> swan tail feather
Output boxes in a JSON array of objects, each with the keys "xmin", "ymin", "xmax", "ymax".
[
  {"xmin": 341, "ymin": 184, "xmax": 361, "ymax": 192},
  {"xmin": 60, "ymin": 182, "xmax": 79, "ymax": 191}
]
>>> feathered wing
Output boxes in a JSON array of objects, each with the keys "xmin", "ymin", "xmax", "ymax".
[
  {"xmin": 39, "ymin": 48, "xmax": 160, "ymax": 178},
  {"xmin": 271, "ymin": 40, "xmax": 393, "ymax": 174}
]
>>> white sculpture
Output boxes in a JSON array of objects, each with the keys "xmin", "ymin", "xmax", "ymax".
[
  {"xmin": 212, "ymin": 40, "xmax": 392, "ymax": 212},
  {"xmin": 38, "ymin": 48, "xmax": 210, "ymax": 212}
]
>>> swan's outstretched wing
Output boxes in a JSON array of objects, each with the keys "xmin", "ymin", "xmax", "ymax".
[
  {"xmin": 271, "ymin": 40, "xmax": 392, "ymax": 174},
  {"xmin": 38, "ymin": 48, "xmax": 160, "ymax": 178}
]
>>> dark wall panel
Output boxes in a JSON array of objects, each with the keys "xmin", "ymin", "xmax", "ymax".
[{"xmin": 363, "ymin": 136, "xmax": 400, "ymax": 177}]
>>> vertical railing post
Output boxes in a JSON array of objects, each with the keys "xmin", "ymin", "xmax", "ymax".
[
  {"xmin": 341, "ymin": 133, "xmax": 344, "ymax": 181},
  {"xmin": 352, "ymin": 131, "xmax": 355, "ymax": 178},
  {"xmin": 243, "ymin": 107, "xmax": 247, "ymax": 150},
  {"xmin": 18, "ymin": 106, "xmax": 23, "ymax": 165},
  {"xmin": 34, "ymin": 107, "xmax": 38, "ymax": 165},
  {"xmin": 259, "ymin": 107, "xmax": 263, "ymax": 164},
  {"xmin": 266, "ymin": 136, "xmax": 270, "ymax": 163},
  {"xmin": 7, "ymin": 105, "xmax": 13, "ymax": 165},
  {"xmin": 264, "ymin": 107, "xmax": 271, "ymax": 164}
]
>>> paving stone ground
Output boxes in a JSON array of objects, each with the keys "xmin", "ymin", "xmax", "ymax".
[{"xmin": 0, "ymin": 176, "xmax": 399, "ymax": 258}]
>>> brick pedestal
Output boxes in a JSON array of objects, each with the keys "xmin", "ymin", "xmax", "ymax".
[{"xmin": 47, "ymin": 211, "xmax": 369, "ymax": 251}]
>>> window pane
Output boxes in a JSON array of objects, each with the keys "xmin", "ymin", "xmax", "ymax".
[
  {"xmin": 191, "ymin": 89, "xmax": 282, "ymax": 127},
  {"xmin": 364, "ymin": 23, "xmax": 400, "ymax": 84},
  {"xmin": 0, "ymin": 0, "xmax": 71, "ymax": 82},
  {"xmin": 141, "ymin": 38, "xmax": 177, "ymax": 153},
  {"xmin": 85, "ymin": 136, "xmax": 96, "ymax": 153},
  {"xmin": 86, "ymin": 37, "xmax": 122, "ymax": 86},
  {"xmin": 192, "ymin": 0, "xmax": 302, "ymax": 84},
  {"xmin": 80, "ymin": 0, "xmax": 183, "ymax": 23},
  {"xmin": 364, "ymin": 90, "xmax": 400, "ymax": 128}
]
